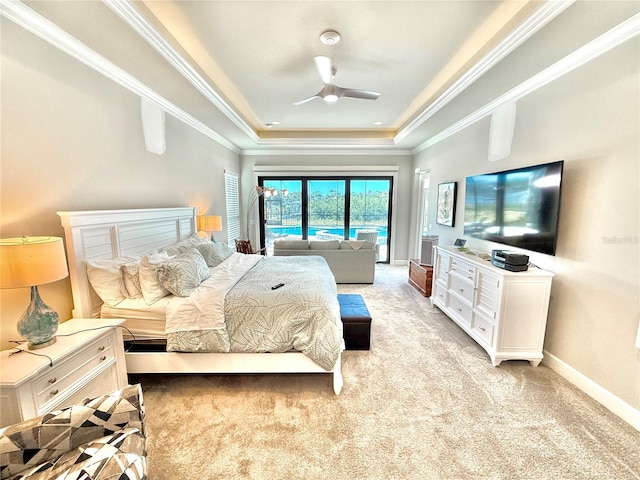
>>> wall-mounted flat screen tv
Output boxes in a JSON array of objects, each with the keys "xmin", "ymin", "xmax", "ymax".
[{"xmin": 463, "ymin": 160, "xmax": 564, "ymax": 256}]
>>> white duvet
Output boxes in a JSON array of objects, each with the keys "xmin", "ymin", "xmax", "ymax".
[
  {"xmin": 164, "ymin": 253, "xmax": 343, "ymax": 371},
  {"xmin": 164, "ymin": 253, "xmax": 260, "ymax": 334}
]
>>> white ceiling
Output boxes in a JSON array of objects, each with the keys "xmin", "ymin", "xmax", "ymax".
[
  {"xmin": 122, "ymin": 0, "xmax": 572, "ymax": 152},
  {"xmin": 12, "ymin": 0, "xmax": 574, "ymax": 153}
]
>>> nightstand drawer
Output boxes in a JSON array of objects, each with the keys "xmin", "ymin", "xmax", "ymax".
[
  {"xmin": 0, "ymin": 319, "xmax": 127, "ymax": 427},
  {"xmin": 34, "ymin": 334, "xmax": 116, "ymax": 410},
  {"xmin": 44, "ymin": 365, "xmax": 120, "ymax": 414}
]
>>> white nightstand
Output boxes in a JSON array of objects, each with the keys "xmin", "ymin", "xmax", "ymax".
[{"xmin": 0, "ymin": 318, "xmax": 128, "ymax": 427}]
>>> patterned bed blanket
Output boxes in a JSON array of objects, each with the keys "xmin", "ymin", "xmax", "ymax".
[{"xmin": 165, "ymin": 254, "xmax": 342, "ymax": 371}]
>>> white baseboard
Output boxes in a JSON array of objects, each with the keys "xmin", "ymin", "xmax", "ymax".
[
  {"xmin": 542, "ymin": 350, "xmax": 640, "ymax": 432},
  {"xmin": 391, "ymin": 259, "xmax": 408, "ymax": 266}
]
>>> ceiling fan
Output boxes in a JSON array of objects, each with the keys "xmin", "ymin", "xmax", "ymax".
[{"xmin": 293, "ymin": 56, "xmax": 380, "ymax": 105}]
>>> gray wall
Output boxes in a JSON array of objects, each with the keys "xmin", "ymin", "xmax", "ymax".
[
  {"xmin": 0, "ymin": 15, "xmax": 239, "ymax": 348},
  {"xmin": 413, "ymin": 2, "xmax": 639, "ymax": 410}
]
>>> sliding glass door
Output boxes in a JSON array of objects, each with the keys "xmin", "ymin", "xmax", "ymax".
[
  {"xmin": 308, "ymin": 180, "xmax": 346, "ymax": 240},
  {"xmin": 348, "ymin": 179, "xmax": 390, "ymax": 261},
  {"xmin": 259, "ymin": 176, "xmax": 392, "ymax": 262}
]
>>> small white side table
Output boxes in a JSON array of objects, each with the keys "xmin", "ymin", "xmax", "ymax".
[{"xmin": 0, "ymin": 318, "xmax": 128, "ymax": 427}]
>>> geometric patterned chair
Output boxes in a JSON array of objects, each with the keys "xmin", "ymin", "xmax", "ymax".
[{"xmin": 0, "ymin": 384, "xmax": 146, "ymax": 480}]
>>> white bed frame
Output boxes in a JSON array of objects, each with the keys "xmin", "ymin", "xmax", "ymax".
[{"xmin": 57, "ymin": 207, "xmax": 343, "ymax": 395}]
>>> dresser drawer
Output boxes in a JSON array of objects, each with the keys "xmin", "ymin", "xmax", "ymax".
[
  {"xmin": 449, "ymin": 274, "xmax": 475, "ymax": 303},
  {"xmin": 432, "ymin": 282, "xmax": 448, "ymax": 306},
  {"xmin": 34, "ymin": 334, "xmax": 115, "ymax": 410},
  {"xmin": 448, "ymin": 294, "xmax": 472, "ymax": 327},
  {"xmin": 474, "ymin": 270, "xmax": 500, "ymax": 320},
  {"xmin": 450, "ymin": 257, "xmax": 476, "ymax": 282},
  {"xmin": 435, "ymin": 253, "xmax": 451, "ymax": 283},
  {"xmin": 472, "ymin": 313, "xmax": 494, "ymax": 347}
]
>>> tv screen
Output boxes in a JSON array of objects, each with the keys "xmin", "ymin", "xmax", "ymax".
[{"xmin": 463, "ymin": 160, "xmax": 563, "ymax": 256}]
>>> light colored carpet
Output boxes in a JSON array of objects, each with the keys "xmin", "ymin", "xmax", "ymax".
[{"xmin": 131, "ymin": 264, "xmax": 640, "ymax": 480}]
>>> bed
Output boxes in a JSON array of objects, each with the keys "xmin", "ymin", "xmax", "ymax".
[{"xmin": 57, "ymin": 207, "xmax": 344, "ymax": 394}]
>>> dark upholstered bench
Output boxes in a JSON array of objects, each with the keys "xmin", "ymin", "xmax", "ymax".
[{"xmin": 337, "ymin": 293, "xmax": 372, "ymax": 350}]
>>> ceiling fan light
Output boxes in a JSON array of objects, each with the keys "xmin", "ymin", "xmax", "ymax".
[{"xmin": 324, "ymin": 94, "xmax": 339, "ymax": 103}]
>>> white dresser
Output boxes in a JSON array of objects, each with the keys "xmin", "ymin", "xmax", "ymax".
[
  {"xmin": 0, "ymin": 318, "xmax": 127, "ymax": 427},
  {"xmin": 431, "ymin": 246, "xmax": 554, "ymax": 366}
]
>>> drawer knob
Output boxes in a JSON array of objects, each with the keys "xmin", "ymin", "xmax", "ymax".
[
  {"xmin": 457, "ymin": 307, "xmax": 463, "ymax": 312},
  {"xmin": 468, "ymin": 276, "xmax": 473, "ymax": 280},
  {"xmin": 98, "ymin": 346, "xmax": 105, "ymax": 351},
  {"xmin": 100, "ymin": 356, "xmax": 107, "ymax": 361},
  {"xmin": 479, "ymin": 325, "xmax": 486, "ymax": 331},
  {"xmin": 48, "ymin": 377, "xmax": 57, "ymax": 384},
  {"xmin": 50, "ymin": 389, "xmax": 59, "ymax": 396},
  {"xmin": 458, "ymin": 288, "xmax": 464, "ymax": 293}
]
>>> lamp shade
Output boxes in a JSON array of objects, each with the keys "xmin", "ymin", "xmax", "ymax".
[
  {"xmin": 0, "ymin": 236, "xmax": 69, "ymax": 289},
  {"xmin": 197, "ymin": 215, "xmax": 222, "ymax": 232}
]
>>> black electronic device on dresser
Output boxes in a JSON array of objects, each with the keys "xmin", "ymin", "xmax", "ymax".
[{"xmin": 491, "ymin": 250, "xmax": 530, "ymax": 272}]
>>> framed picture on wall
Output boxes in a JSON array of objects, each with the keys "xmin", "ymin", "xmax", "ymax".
[{"xmin": 436, "ymin": 182, "xmax": 457, "ymax": 227}]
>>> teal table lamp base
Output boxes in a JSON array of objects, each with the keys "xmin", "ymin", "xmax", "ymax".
[{"xmin": 17, "ymin": 286, "xmax": 59, "ymax": 350}]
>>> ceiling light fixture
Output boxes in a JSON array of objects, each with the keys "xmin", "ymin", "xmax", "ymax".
[
  {"xmin": 373, "ymin": 121, "xmax": 383, "ymax": 126},
  {"xmin": 265, "ymin": 120, "xmax": 281, "ymax": 128},
  {"xmin": 323, "ymin": 85, "xmax": 339, "ymax": 103},
  {"xmin": 320, "ymin": 30, "xmax": 341, "ymax": 46}
]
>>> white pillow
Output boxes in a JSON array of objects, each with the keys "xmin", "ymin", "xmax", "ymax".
[
  {"xmin": 139, "ymin": 251, "xmax": 173, "ymax": 305},
  {"xmin": 86, "ymin": 256, "xmax": 141, "ymax": 306}
]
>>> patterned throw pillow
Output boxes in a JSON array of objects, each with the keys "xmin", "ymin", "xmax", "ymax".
[
  {"xmin": 195, "ymin": 242, "xmax": 235, "ymax": 267},
  {"xmin": 156, "ymin": 250, "xmax": 210, "ymax": 296},
  {"xmin": 120, "ymin": 262, "xmax": 142, "ymax": 299}
]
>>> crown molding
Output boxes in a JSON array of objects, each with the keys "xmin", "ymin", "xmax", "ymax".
[
  {"xmin": 253, "ymin": 165, "xmax": 400, "ymax": 173},
  {"xmin": 104, "ymin": 0, "xmax": 260, "ymax": 144},
  {"xmin": 0, "ymin": 0, "xmax": 241, "ymax": 154},
  {"xmin": 395, "ymin": 0, "xmax": 575, "ymax": 144},
  {"xmin": 242, "ymin": 149, "xmax": 413, "ymax": 157},
  {"xmin": 413, "ymin": 12, "xmax": 640, "ymax": 154},
  {"xmin": 5, "ymin": 0, "xmax": 637, "ymax": 157}
]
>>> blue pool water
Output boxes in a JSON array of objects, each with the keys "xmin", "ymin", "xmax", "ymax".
[{"xmin": 269, "ymin": 226, "xmax": 387, "ymax": 240}]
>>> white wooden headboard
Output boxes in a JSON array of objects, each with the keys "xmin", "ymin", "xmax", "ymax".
[{"xmin": 58, "ymin": 207, "xmax": 197, "ymax": 319}]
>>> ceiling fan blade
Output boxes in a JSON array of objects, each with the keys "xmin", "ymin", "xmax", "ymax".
[
  {"xmin": 293, "ymin": 95, "xmax": 319, "ymax": 105},
  {"xmin": 340, "ymin": 88, "xmax": 380, "ymax": 100},
  {"xmin": 314, "ymin": 56, "xmax": 333, "ymax": 84}
]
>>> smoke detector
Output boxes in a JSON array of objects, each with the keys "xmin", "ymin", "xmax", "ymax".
[{"xmin": 320, "ymin": 30, "xmax": 341, "ymax": 46}]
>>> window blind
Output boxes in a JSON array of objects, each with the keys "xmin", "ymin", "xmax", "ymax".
[{"xmin": 225, "ymin": 171, "xmax": 241, "ymax": 244}]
